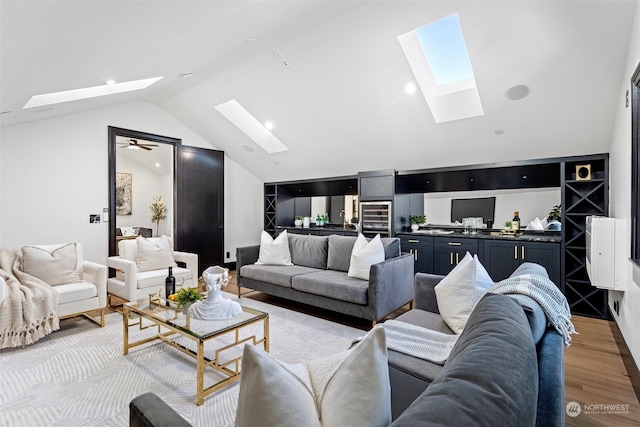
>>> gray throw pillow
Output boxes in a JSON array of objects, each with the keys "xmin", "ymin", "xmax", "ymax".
[
  {"xmin": 327, "ymin": 235, "xmax": 357, "ymax": 272},
  {"xmin": 288, "ymin": 234, "xmax": 328, "ymax": 269}
]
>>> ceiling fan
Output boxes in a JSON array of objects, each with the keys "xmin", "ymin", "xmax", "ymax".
[{"xmin": 117, "ymin": 139, "xmax": 159, "ymax": 151}]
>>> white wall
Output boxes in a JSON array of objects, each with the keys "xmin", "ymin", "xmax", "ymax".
[
  {"xmin": 423, "ymin": 188, "xmax": 561, "ymax": 227},
  {"xmin": 0, "ymin": 101, "xmax": 263, "ymax": 264},
  {"xmin": 608, "ymin": 1, "xmax": 640, "ymax": 368}
]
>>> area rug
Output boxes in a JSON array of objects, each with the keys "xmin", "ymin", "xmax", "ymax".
[{"xmin": 0, "ymin": 294, "xmax": 364, "ymax": 426}]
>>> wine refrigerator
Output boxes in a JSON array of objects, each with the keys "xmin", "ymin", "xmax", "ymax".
[{"xmin": 359, "ymin": 201, "xmax": 392, "ymax": 238}]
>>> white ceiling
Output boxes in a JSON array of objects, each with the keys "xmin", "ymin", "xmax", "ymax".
[{"xmin": 1, "ymin": 1, "xmax": 637, "ymax": 183}]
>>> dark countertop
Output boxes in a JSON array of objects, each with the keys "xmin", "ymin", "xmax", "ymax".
[
  {"xmin": 278, "ymin": 225, "xmax": 358, "ymax": 234},
  {"xmin": 396, "ymin": 229, "xmax": 561, "ymax": 243}
]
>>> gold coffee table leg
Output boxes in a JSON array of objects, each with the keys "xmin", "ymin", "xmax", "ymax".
[
  {"xmin": 123, "ymin": 305, "xmax": 130, "ymax": 355},
  {"xmin": 197, "ymin": 339, "xmax": 205, "ymax": 406}
]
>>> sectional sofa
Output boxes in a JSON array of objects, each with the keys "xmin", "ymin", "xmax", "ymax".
[{"xmin": 236, "ymin": 233, "xmax": 415, "ymax": 324}]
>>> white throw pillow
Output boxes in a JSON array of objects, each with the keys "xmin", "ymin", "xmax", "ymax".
[
  {"xmin": 347, "ymin": 234, "xmax": 385, "ymax": 281},
  {"xmin": 255, "ymin": 230, "xmax": 293, "ymax": 266},
  {"xmin": 235, "ymin": 326, "xmax": 391, "ymax": 427},
  {"xmin": 21, "ymin": 242, "xmax": 82, "ymax": 286},
  {"xmin": 135, "ymin": 235, "xmax": 176, "ymax": 272},
  {"xmin": 434, "ymin": 252, "xmax": 494, "ymax": 334}
]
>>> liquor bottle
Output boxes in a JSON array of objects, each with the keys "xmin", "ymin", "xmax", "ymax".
[
  {"xmin": 512, "ymin": 211, "xmax": 521, "ymax": 231},
  {"xmin": 165, "ymin": 266, "xmax": 175, "ymax": 306}
]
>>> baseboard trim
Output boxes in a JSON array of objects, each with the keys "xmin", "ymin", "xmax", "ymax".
[{"xmin": 608, "ymin": 310, "xmax": 640, "ymax": 404}]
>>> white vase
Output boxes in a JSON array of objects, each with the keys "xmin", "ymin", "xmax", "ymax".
[
  {"xmin": 411, "ymin": 224, "xmax": 419, "ymax": 231},
  {"xmin": 294, "ymin": 219, "xmax": 303, "ymax": 226}
]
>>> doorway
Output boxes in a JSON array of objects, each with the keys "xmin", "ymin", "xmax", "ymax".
[{"xmin": 108, "ymin": 126, "xmax": 180, "ymax": 257}]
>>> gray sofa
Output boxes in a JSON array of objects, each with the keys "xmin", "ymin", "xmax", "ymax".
[
  {"xmin": 389, "ymin": 262, "xmax": 565, "ymax": 426},
  {"xmin": 236, "ymin": 233, "xmax": 415, "ymax": 324},
  {"xmin": 129, "ymin": 262, "xmax": 565, "ymax": 427}
]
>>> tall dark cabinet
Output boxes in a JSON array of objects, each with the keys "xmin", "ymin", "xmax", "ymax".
[
  {"xmin": 561, "ymin": 155, "xmax": 609, "ymax": 319},
  {"xmin": 176, "ymin": 146, "xmax": 225, "ymax": 276}
]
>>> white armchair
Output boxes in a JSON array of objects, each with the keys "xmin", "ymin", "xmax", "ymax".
[
  {"xmin": 107, "ymin": 237, "xmax": 198, "ymax": 303},
  {"xmin": 18, "ymin": 243, "xmax": 107, "ymax": 326}
]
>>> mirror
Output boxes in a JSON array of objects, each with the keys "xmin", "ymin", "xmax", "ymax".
[
  {"xmin": 108, "ymin": 127, "xmax": 181, "ymax": 256},
  {"xmin": 306, "ymin": 195, "xmax": 358, "ymax": 224}
]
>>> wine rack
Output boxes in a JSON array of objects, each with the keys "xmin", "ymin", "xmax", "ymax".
[
  {"xmin": 562, "ymin": 155, "xmax": 609, "ymax": 319},
  {"xmin": 264, "ymin": 185, "xmax": 277, "ymax": 237}
]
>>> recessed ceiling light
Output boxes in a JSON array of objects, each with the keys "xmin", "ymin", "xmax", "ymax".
[
  {"xmin": 405, "ymin": 83, "xmax": 417, "ymax": 94},
  {"xmin": 215, "ymin": 99, "xmax": 289, "ymax": 154},
  {"xmin": 506, "ymin": 85, "xmax": 530, "ymax": 100},
  {"xmin": 23, "ymin": 76, "xmax": 163, "ymax": 109},
  {"xmin": 494, "ymin": 129, "xmax": 504, "ymax": 135},
  {"xmin": 264, "ymin": 121, "xmax": 274, "ymax": 130},
  {"xmin": 242, "ymin": 145, "xmax": 254, "ymax": 152},
  {"xmin": 155, "ymin": 163, "xmax": 161, "ymax": 167},
  {"xmin": 106, "ymin": 80, "xmax": 116, "ymax": 85}
]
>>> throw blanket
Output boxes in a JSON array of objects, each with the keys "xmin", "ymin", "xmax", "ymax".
[
  {"xmin": 488, "ymin": 274, "xmax": 576, "ymax": 347},
  {"xmin": 0, "ymin": 248, "xmax": 59, "ymax": 349},
  {"xmin": 382, "ymin": 319, "xmax": 459, "ymax": 365}
]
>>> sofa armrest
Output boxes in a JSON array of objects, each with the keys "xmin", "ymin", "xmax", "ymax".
[
  {"xmin": 130, "ymin": 392, "xmax": 192, "ymax": 427},
  {"xmin": 83, "ymin": 260, "xmax": 107, "ymax": 308},
  {"xmin": 369, "ymin": 253, "xmax": 414, "ymax": 320},
  {"xmin": 535, "ymin": 329, "xmax": 565, "ymax": 427},
  {"xmin": 413, "ymin": 273, "xmax": 444, "ymax": 314},
  {"xmin": 236, "ymin": 245, "xmax": 260, "ymax": 272},
  {"xmin": 174, "ymin": 251, "xmax": 198, "ymax": 280},
  {"xmin": 107, "ymin": 256, "xmax": 138, "ymax": 301}
]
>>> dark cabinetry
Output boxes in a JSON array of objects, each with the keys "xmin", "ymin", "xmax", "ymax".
[
  {"xmin": 483, "ymin": 240, "xmax": 560, "ymax": 285},
  {"xmin": 359, "ymin": 170, "xmax": 394, "ymax": 201},
  {"xmin": 432, "ymin": 237, "xmax": 479, "ymax": 275},
  {"xmin": 400, "ymin": 236, "xmax": 434, "ymax": 273}
]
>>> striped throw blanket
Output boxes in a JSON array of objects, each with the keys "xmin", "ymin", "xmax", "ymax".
[
  {"xmin": 489, "ymin": 273, "xmax": 576, "ymax": 347},
  {"xmin": 382, "ymin": 319, "xmax": 459, "ymax": 365},
  {"xmin": 0, "ymin": 248, "xmax": 59, "ymax": 349}
]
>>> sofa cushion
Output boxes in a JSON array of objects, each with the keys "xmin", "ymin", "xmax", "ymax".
[
  {"xmin": 256, "ymin": 230, "xmax": 293, "ymax": 266},
  {"xmin": 292, "ymin": 270, "xmax": 369, "ymax": 305},
  {"xmin": 136, "ymin": 235, "xmax": 177, "ymax": 272},
  {"xmin": 507, "ymin": 294, "xmax": 547, "ymax": 344},
  {"xmin": 21, "ymin": 242, "xmax": 82, "ymax": 286},
  {"xmin": 54, "ymin": 281, "xmax": 97, "ymax": 304},
  {"xmin": 288, "ymin": 234, "xmax": 328, "ymax": 269},
  {"xmin": 387, "ymin": 309, "xmax": 453, "ymax": 384},
  {"xmin": 510, "ymin": 262, "xmax": 550, "ymax": 280},
  {"xmin": 391, "ymin": 293, "xmax": 539, "ymax": 427},
  {"xmin": 241, "ymin": 264, "xmax": 320, "ymax": 288},
  {"xmin": 235, "ymin": 326, "xmax": 391, "ymax": 427},
  {"xmin": 434, "ymin": 253, "xmax": 493, "ymax": 334},
  {"xmin": 348, "ymin": 234, "xmax": 385, "ymax": 280},
  {"xmin": 328, "ymin": 235, "xmax": 401, "ymax": 272}
]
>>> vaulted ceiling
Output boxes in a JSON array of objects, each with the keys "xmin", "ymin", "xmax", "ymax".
[{"xmin": 1, "ymin": 1, "xmax": 637, "ymax": 182}]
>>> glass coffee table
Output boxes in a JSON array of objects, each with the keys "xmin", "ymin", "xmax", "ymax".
[{"xmin": 123, "ymin": 296, "xmax": 269, "ymax": 405}]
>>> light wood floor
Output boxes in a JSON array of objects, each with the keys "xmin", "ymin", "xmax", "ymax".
[{"xmin": 103, "ymin": 271, "xmax": 640, "ymax": 425}]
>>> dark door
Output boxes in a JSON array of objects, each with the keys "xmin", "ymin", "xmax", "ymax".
[
  {"xmin": 522, "ymin": 241, "xmax": 561, "ymax": 286},
  {"xmin": 176, "ymin": 146, "xmax": 224, "ymax": 276}
]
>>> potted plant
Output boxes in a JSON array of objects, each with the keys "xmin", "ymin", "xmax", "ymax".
[
  {"xmin": 410, "ymin": 214, "xmax": 426, "ymax": 231},
  {"xmin": 172, "ymin": 287, "xmax": 203, "ymax": 313},
  {"xmin": 547, "ymin": 204, "xmax": 562, "ymax": 230},
  {"xmin": 149, "ymin": 196, "xmax": 167, "ymax": 237},
  {"xmin": 294, "ymin": 215, "xmax": 303, "ymax": 226}
]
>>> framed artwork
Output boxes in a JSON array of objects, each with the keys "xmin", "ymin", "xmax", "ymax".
[{"xmin": 116, "ymin": 172, "xmax": 132, "ymax": 215}]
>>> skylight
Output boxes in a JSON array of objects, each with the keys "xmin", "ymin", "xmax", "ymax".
[
  {"xmin": 398, "ymin": 14, "xmax": 483, "ymax": 123},
  {"xmin": 215, "ymin": 100, "xmax": 288, "ymax": 154},
  {"xmin": 23, "ymin": 77, "xmax": 163, "ymax": 109}
]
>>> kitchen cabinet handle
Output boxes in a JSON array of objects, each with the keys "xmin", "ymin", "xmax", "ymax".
[
  {"xmin": 522, "ymin": 246, "xmax": 525, "ymax": 260},
  {"xmin": 450, "ymin": 253, "xmax": 453, "ymax": 265},
  {"xmin": 408, "ymin": 239, "xmax": 420, "ymax": 243},
  {"xmin": 456, "ymin": 253, "xmax": 459, "ymax": 264},
  {"xmin": 448, "ymin": 242, "xmax": 462, "ymax": 246},
  {"xmin": 514, "ymin": 246, "xmax": 518, "ymax": 260}
]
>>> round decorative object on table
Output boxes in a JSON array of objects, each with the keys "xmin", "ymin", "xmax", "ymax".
[
  {"xmin": 188, "ymin": 266, "xmax": 242, "ymax": 320},
  {"xmin": 411, "ymin": 224, "xmax": 420, "ymax": 231}
]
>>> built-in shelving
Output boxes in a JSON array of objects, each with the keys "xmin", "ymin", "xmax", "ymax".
[{"xmin": 562, "ymin": 155, "xmax": 609, "ymax": 319}]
